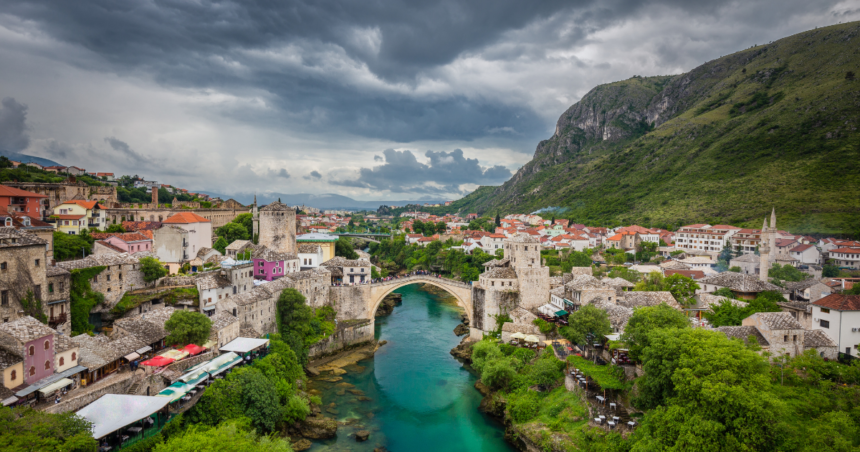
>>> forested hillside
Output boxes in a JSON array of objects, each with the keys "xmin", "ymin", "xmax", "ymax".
[{"xmin": 449, "ymin": 22, "xmax": 860, "ymax": 235}]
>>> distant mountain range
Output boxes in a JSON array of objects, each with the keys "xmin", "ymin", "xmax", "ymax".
[
  {"xmin": 444, "ymin": 22, "xmax": 860, "ymax": 235},
  {"xmin": 0, "ymin": 150, "xmax": 63, "ymax": 168},
  {"xmin": 205, "ymin": 192, "xmax": 447, "ymax": 211}
]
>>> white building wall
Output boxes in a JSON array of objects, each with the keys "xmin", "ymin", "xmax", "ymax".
[{"xmin": 811, "ymin": 305, "xmax": 860, "ymax": 358}]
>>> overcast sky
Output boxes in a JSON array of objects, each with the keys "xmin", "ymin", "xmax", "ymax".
[{"xmin": 1, "ymin": 1, "xmax": 857, "ymax": 201}]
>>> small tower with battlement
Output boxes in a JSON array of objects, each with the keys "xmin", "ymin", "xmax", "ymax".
[
  {"xmin": 252, "ymin": 194, "xmax": 259, "ymax": 240},
  {"xmin": 258, "ymin": 200, "xmax": 296, "ymax": 254}
]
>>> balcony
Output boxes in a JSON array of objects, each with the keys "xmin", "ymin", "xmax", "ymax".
[{"xmin": 48, "ymin": 313, "xmax": 67, "ymax": 327}]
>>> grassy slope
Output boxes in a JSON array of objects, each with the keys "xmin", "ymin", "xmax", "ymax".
[{"xmin": 450, "ymin": 22, "xmax": 860, "ymax": 235}]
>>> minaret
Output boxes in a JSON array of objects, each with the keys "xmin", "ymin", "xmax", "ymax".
[
  {"xmin": 252, "ymin": 194, "xmax": 259, "ymax": 240},
  {"xmin": 759, "ymin": 216, "xmax": 769, "ymax": 282},
  {"xmin": 770, "ymin": 207, "xmax": 776, "ymax": 229}
]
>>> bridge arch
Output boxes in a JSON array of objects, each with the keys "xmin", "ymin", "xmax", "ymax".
[{"xmin": 368, "ymin": 276, "xmax": 473, "ymax": 323}]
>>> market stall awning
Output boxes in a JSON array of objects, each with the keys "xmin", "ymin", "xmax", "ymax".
[
  {"xmin": 206, "ymin": 353, "xmax": 242, "ymax": 376},
  {"xmin": 524, "ymin": 335, "xmax": 540, "ymax": 343},
  {"xmin": 76, "ymin": 394, "xmax": 169, "ymax": 439},
  {"xmin": 2, "ymin": 396, "xmax": 18, "ymax": 406},
  {"xmin": 124, "ymin": 352, "xmax": 140, "ymax": 361},
  {"xmin": 156, "ymin": 382, "xmax": 193, "ymax": 403},
  {"xmin": 141, "ymin": 356, "xmax": 174, "ymax": 367},
  {"xmin": 219, "ymin": 337, "xmax": 269, "ymax": 354},
  {"xmin": 201, "ymin": 340, "xmax": 216, "ymax": 350},
  {"xmin": 14, "ymin": 365, "xmax": 88, "ymax": 397},
  {"xmin": 181, "ymin": 344, "xmax": 205, "ymax": 356},
  {"xmin": 178, "ymin": 368, "xmax": 209, "ymax": 386},
  {"xmin": 38, "ymin": 378, "xmax": 73, "ymax": 396},
  {"xmin": 160, "ymin": 349, "xmax": 190, "ymax": 361},
  {"xmin": 136, "ymin": 346, "xmax": 153, "ymax": 355},
  {"xmin": 554, "ymin": 310, "xmax": 568, "ymax": 317},
  {"xmin": 510, "ymin": 332, "xmax": 526, "ymax": 339}
]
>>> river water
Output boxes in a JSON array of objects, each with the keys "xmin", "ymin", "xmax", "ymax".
[{"xmin": 308, "ymin": 284, "xmax": 515, "ymax": 452}]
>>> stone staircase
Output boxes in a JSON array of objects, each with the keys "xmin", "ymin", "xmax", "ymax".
[{"xmin": 127, "ymin": 380, "xmax": 141, "ymax": 395}]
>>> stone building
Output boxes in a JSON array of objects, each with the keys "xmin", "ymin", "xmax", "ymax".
[
  {"xmin": 44, "ymin": 265, "xmax": 71, "ymax": 335},
  {"xmin": 252, "ymin": 247, "xmax": 300, "ymax": 281},
  {"xmin": 0, "ymin": 228, "xmax": 49, "ymax": 325},
  {"xmin": 321, "ymin": 257, "xmax": 372, "ymax": 284},
  {"xmin": 3, "ymin": 181, "xmax": 117, "ymax": 218},
  {"xmin": 258, "ymin": 201, "xmax": 297, "ymax": 255},
  {"xmin": 210, "ymin": 311, "xmax": 240, "ymax": 349},
  {"xmin": 697, "ymin": 271, "xmax": 784, "ymax": 300},
  {"xmin": 57, "ymin": 253, "xmax": 149, "ymax": 309},
  {"xmin": 102, "ymin": 201, "xmax": 247, "ymax": 231},
  {"xmin": 717, "ymin": 311, "xmax": 837, "ymax": 359},
  {"xmin": 152, "ymin": 225, "xmax": 189, "ymax": 274}
]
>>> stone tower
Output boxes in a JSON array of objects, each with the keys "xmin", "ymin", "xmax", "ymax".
[
  {"xmin": 759, "ymin": 208, "xmax": 776, "ymax": 282},
  {"xmin": 258, "ymin": 201, "xmax": 296, "ymax": 254},
  {"xmin": 503, "ymin": 234, "xmax": 550, "ymax": 310},
  {"xmin": 151, "ymin": 185, "xmax": 158, "ymax": 206}
]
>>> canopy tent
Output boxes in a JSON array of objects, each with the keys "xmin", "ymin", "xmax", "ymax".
[
  {"xmin": 160, "ymin": 349, "xmax": 189, "ymax": 361},
  {"xmin": 135, "ymin": 346, "xmax": 153, "ymax": 355},
  {"xmin": 124, "ymin": 352, "xmax": 140, "ymax": 361},
  {"xmin": 76, "ymin": 394, "xmax": 170, "ymax": 439},
  {"xmin": 510, "ymin": 332, "xmax": 526, "ymax": 340},
  {"xmin": 202, "ymin": 340, "xmax": 216, "ymax": 350},
  {"xmin": 179, "ymin": 368, "xmax": 209, "ymax": 387},
  {"xmin": 180, "ymin": 344, "xmax": 205, "ymax": 356},
  {"xmin": 554, "ymin": 310, "xmax": 569, "ymax": 317},
  {"xmin": 524, "ymin": 335, "xmax": 540, "ymax": 343},
  {"xmin": 156, "ymin": 382, "xmax": 194, "ymax": 403},
  {"xmin": 189, "ymin": 352, "xmax": 242, "ymax": 377},
  {"xmin": 38, "ymin": 378, "xmax": 73, "ymax": 396},
  {"xmin": 219, "ymin": 338, "xmax": 269, "ymax": 354},
  {"xmin": 141, "ymin": 356, "xmax": 174, "ymax": 367}
]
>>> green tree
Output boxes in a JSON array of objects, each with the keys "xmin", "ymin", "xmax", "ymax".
[
  {"xmin": 663, "ymin": 274, "xmax": 700, "ymax": 306},
  {"xmin": 621, "ymin": 303, "xmax": 689, "ymax": 361},
  {"xmin": 52, "ymin": 231, "xmax": 92, "ymax": 261},
  {"xmin": 105, "ymin": 224, "xmax": 125, "ymax": 233},
  {"xmin": 213, "ymin": 237, "xmax": 229, "ymax": 255},
  {"xmin": 769, "ymin": 263, "xmax": 810, "ymax": 282},
  {"xmin": 165, "ymin": 310, "xmax": 212, "ymax": 346},
  {"xmin": 215, "ymin": 222, "xmax": 250, "ymax": 244},
  {"xmin": 559, "ymin": 305, "xmax": 611, "ymax": 345},
  {"xmin": 231, "ymin": 213, "xmax": 254, "ymax": 238},
  {"xmin": 275, "ymin": 289, "xmax": 314, "ymax": 364},
  {"xmin": 335, "ymin": 237, "xmax": 359, "ymax": 259},
  {"xmin": 822, "ymin": 264, "xmax": 839, "ymax": 278},
  {"xmin": 139, "ymin": 256, "xmax": 169, "ymax": 282},
  {"xmin": 494, "ymin": 213, "xmax": 501, "ymax": 227},
  {"xmin": 155, "ymin": 420, "xmax": 292, "ymax": 452},
  {"xmin": 0, "ymin": 406, "xmax": 97, "ymax": 451},
  {"xmin": 728, "ymin": 266, "xmax": 741, "ymax": 272},
  {"xmin": 481, "ymin": 357, "xmax": 517, "ymax": 389}
]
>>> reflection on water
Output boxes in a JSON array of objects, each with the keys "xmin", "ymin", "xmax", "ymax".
[{"xmin": 308, "ymin": 284, "xmax": 514, "ymax": 452}]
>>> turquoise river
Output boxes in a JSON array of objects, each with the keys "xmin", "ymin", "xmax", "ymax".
[{"xmin": 308, "ymin": 284, "xmax": 515, "ymax": 452}]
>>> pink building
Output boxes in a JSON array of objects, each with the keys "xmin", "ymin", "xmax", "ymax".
[
  {"xmin": 104, "ymin": 232, "xmax": 153, "ymax": 253},
  {"xmin": 252, "ymin": 248, "xmax": 300, "ymax": 281},
  {"xmin": 0, "ymin": 317, "xmax": 57, "ymax": 384}
]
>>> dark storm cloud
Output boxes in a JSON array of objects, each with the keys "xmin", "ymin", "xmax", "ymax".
[
  {"xmin": 0, "ymin": 97, "xmax": 30, "ymax": 152},
  {"xmin": 105, "ymin": 136, "xmax": 148, "ymax": 163},
  {"xmin": 4, "ymin": 0, "xmax": 831, "ymax": 145},
  {"xmin": 275, "ymin": 169, "xmax": 291, "ymax": 179},
  {"xmin": 304, "ymin": 171, "xmax": 322, "ymax": 180},
  {"xmin": 332, "ymin": 148, "xmax": 511, "ymax": 193},
  {"xmin": 43, "ymin": 140, "xmax": 72, "ymax": 158}
]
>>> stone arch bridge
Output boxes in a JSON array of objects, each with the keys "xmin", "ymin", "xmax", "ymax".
[{"xmin": 368, "ymin": 275, "xmax": 474, "ymax": 323}]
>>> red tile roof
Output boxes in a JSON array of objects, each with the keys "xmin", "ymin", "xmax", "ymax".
[
  {"xmin": 55, "ymin": 214, "xmax": 85, "ymax": 220},
  {"xmin": 813, "ymin": 294, "xmax": 860, "ymax": 311},
  {"xmin": 664, "ymin": 269, "xmax": 706, "ymax": 279},
  {"xmin": 790, "ymin": 244, "xmax": 814, "ymax": 253},
  {"xmin": 831, "ymin": 248, "xmax": 860, "ymax": 254},
  {"xmin": 162, "ymin": 212, "xmax": 210, "ymax": 224},
  {"xmin": 122, "ymin": 221, "xmax": 162, "ymax": 231},
  {"xmin": 61, "ymin": 200, "xmax": 99, "ymax": 209},
  {"xmin": 0, "ymin": 185, "xmax": 48, "ymax": 198},
  {"xmin": 95, "ymin": 240, "xmax": 125, "ymax": 253},
  {"xmin": 775, "ymin": 238, "xmax": 798, "ymax": 248}
]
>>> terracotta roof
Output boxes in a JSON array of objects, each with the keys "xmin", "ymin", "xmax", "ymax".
[
  {"xmin": 95, "ymin": 240, "xmax": 125, "ymax": 253},
  {"xmin": 122, "ymin": 221, "xmax": 162, "ymax": 231},
  {"xmin": 0, "ymin": 185, "xmax": 48, "ymax": 198},
  {"xmin": 54, "ymin": 214, "xmax": 85, "ymax": 220},
  {"xmin": 698, "ymin": 272, "xmax": 782, "ymax": 293},
  {"xmin": 790, "ymin": 244, "xmax": 814, "ymax": 253},
  {"xmin": 163, "ymin": 212, "xmax": 210, "ymax": 224},
  {"xmin": 813, "ymin": 294, "xmax": 860, "ymax": 311},
  {"xmin": 664, "ymin": 269, "xmax": 706, "ymax": 279},
  {"xmin": 831, "ymin": 248, "xmax": 860, "ymax": 254},
  {"xmin": 716, "ymin": 326, "xmax": 770, "ymax": 346},
  {"xmin": 804, "ymin": 329, "xmax": 837, "ymax": 348},
  {"xmin": 775, "ymin": 239, "xmax": 799, "ymax": 248},
  {"xmin": 61, "ymin": 200, "xmax": 99, "ymax": 209}
]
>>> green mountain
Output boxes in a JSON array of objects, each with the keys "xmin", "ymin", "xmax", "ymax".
[{"xmin": 450, "ymin": 22, "xmax": 860, "ymax": 235}]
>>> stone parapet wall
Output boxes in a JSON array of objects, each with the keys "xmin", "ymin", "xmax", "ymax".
[
  {"xmin": 43, "ymin": 374, "xmax": 134, "ymax": 414},
  {"xmin": 330, "ymin": 285, "xmax": 371, "ymax": 320},
  {"xmin": 308, "ymin": 319, "xmax": 374, "ymax": 358}
]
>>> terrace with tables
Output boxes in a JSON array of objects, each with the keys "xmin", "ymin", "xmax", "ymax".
[{"xmin": 566, "ymin": 355, "xmax": 637, "ymax": 433}]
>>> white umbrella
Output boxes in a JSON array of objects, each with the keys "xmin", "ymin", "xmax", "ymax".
[
  {"xmin": 511, "ymin": 332, "xmax": 526, "ymax": 340},
  {"xmin": 524, "ymin": 335, "xmax": 540, "ymax": 343}
]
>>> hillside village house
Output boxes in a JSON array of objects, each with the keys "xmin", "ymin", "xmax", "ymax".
[
  {"xmin": 161, "ymin": 212, "xmax": 212, "ymax": 258},
  {"xmin": 0, "ymin": 185, "xmax": 48, "ymax": 220},
  {"xmin": 729, "ymin": 229, "xmax": 762, "ymax": 255},
  {"xmin": 298, "ymin": 244, "xmax": 324, "ymax": 269},
  {"xmin": 811, "ymin": 294, "xmax": 860, "ymax": 358},
  {"xmin": 152, "ymin": 226, "xmax": 190, "ymax": 274},
  {"xmin": 789, "ymin": 244, "xmax": 820, "ymax": 265},
  {"xmin": 252, "ymin": 247, "xmax": 300, "ymax": 281},
  {"xmin": 605, "ymin": 231, "xmax": 640, "ymax": 252},
  {"xmin": 52, "ymin": 200, "xmax": 105, "ymax": 234},
  {"xmin": 92, "ymin": 232, "xmax": 153, "ymax": 255},
  {"xmin": 674, "ymin": 224, "xmax": 740, "ymax": 253},
  {"xmin": 697, "ymin": 272, "xmax": 784, "ymax": 300},
  {"xmin": 828, "ymin": 248, "xmax": 860, "ymax": 269},
  {"xmin": 716, "ymin": 312, "xmax": 837, "ymax": 359},
  {"xmin": 730, "ymin": 253, "xmax": 761, "ymax": 275},
  {"xmin": 296, "ymin": 233, "xmax": 338, "ymax": 262}
]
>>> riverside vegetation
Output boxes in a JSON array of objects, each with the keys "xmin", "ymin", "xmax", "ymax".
[
  {"xmin": 466, "ymin": 302, "xmax": 860, "ymax": 451},
  {"xmin": 427, "ymin": 22, "xmax": 860, "ymax": 235}
]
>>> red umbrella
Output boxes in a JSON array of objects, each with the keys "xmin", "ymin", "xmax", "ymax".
[
  {"xmin": 141, "ymin": 356, "xmax": 175, "ymax": 367},
  {"xmin": 181, "ymin": 344, "xmax": 206, "ymax": 356}
]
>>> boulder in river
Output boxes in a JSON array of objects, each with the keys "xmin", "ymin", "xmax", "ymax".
[
  {"xmin": 449, "ymin": 337, "xmax": 474, "ymax": 363},
  {"xmin": 295, "ymin": 415, "xmax": 338, "ymax": 439},
  {"xmin": 356, "ymin": 430, "xmax": 371, "ymax": 442},
  {"xmin": 453, "ymin": 323, "xmax": 469, "ymax": 336},
  {"xmin": 375, "ymin": 293, "xmax": 402, "ymax": 316},
  {"xmin": 292, "ymin": 439, "xmax": 312, "ymax": 451}
]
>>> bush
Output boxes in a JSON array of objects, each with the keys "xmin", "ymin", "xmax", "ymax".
[
  {"xmin": 508, "ymin": 392, "xmax": 541, "ymax": 423},
  {"xmin": 140, "ymin": 256, "xmax": 169, "ymax": 282},
  {"xmin": 481, "ymin": 357, "xmax": 517, "ymax": 389}
]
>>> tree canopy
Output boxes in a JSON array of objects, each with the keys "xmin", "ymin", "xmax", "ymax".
[
  {"xmin": 0, "ymin": 406, "xmax": 96, "ymax": 451},
  {"xmin": 215, "ymin": 222, "xmax": 250, "ymax": 245},
  {"xmin": 559, "ymin": 305, "xmax": 612, "ymax": 345},
  {"xmin": 335, "ymin": 237, "xmax": 359, "ymax": 260},
  {"xmin": 139, "ymin": 256, "xmax": 169, "ymax": 282},
  {"xmin": 165, "ymin": 310, "xmax": 212, "ymax": 346},
  {"xmin": 621, "ymin": 303, "xmax": 690, "ymax": 361}
]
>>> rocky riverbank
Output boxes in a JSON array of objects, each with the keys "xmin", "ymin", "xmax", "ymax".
[{"xmin": 375, "ymin": 292, "xmax": 402, "ymax": 316}]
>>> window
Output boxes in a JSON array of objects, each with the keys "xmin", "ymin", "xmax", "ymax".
[
  {"xmin": 10, "ymin": 370, "xmax": 15, "ymax": 380},
  {"xmin": 59, "ymin": 282, "xmax": 65, "ymax": 291},
  {"xmin": 821, "ymin": 308, "xmax": 830, "ymax": 314},
  {"xmin": 72, "ymin": 352, "xmax": 76, "ymax": 361},
  {"xmin": 48, "ymin": 283, "xmax": 54, "ymax": 293},
  {"xmin": 106, "ymin": 274, "xmax": 111, "ymax": 281},
  {"xmin": 29, "ymin": 366, "xmax": 35, "ymax": 377},
  {"xmin": 820, "ymin": 319, "xmax": 830, "ymax": 328},
  {"xmin": 793, "ymin": 335, "xmax": 797, "ymax": 342},
  {"xmin": 34, "ymin": 259, "xmax": 40, "ymax": 267},
  {"xmin": 45, "ymin": 360, "xmax": 50, "ymax": 370},
  {"xmin": 29, "ymin": 346, "xmax": 34, "ymax": 356},
  {"xmin": 0, "ymin": 262, "xmax": 6, "ymax": 271},
  {"xmin": 0, "ymin": 290, "xmax": 7, "ymax": 306},
  {"xmin": 44, "ymin": 340, "xmax": 50, "ymax": 350},
  {"xmin": 784, "ymin": 335, "xmax": 788, "ymax": 342}
]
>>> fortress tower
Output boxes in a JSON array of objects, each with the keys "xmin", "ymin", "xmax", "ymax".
[
  {"xmin": 258, "ymin": 201, "xmax": 296, "ymax": 254},
  {"xmin": 252, "ymin": 194, "xmax": 259, "ymax": 239},
  {"xmin": 503, "ymin": 234, "xmax": 550, "ymax": 310}
]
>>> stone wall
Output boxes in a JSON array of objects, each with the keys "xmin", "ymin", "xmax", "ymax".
[
  {"xmin": 166, "ymin": 350, "xmax": 217, "ymax": 374},
  {"xmin": 3, "ymin": 181, "xmax": 117, "ymax": 215},
  {"xmin": 292, "ymin": 273, "xmax": 330, "ymax": 310},
  {"xmin": 0, "ymin": 244, "xmax": 48, "ymax": 324},
  {"xmin": 308, "ymin": 319, "xmax": 374, "ymax": 358},
  {"xmin": 104, "ymin": 207, "xmax": 248, "ymax": 230},
  {"xmin": 329, "ymin": 285, "xmax": 371, "ymax": 320},
  {"xmin": 259, "ymin": 209, "xmax": 297, "ymax": 254},
  {"xmin": 43, "ymin": 375, "xmax": 134, "ymax": 414},
  {"xmin": 515, "ymin": 266, "xmax": 550, "ymax": 310},
  {"xmin": 129, "ymin": 373, "xmax": 169, "ymax": 397}
]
